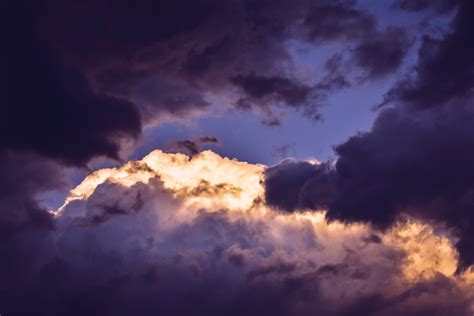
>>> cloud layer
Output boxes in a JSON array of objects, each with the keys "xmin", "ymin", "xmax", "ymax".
[
  {"xmin": 264, "ymin": 0, "xmax": 474, "ymax": 271},
  {"xmin": 2, "ymin": 150, "xmax": 473, "ymax": 315},
  {"xmin": 5, "ymin": 0, "xmax": 418, "ymax": 166}
]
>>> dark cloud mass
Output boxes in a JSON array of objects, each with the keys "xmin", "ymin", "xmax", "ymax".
[
  {"xmin": 265, "ymin": 0, "xmax": 474, "ymax": 269},
  {"xmin": 393, "ymin": 0, "xmax": 458, "ymax": 13},
  {"xmin": 5, "ymin": 1, "xmax": 142, "ymax": 166},
  {"xmin": 382, "ymin": 0, "xmax": 474, "ymax": 108},
  {"xmin": 231, "ymin": 74, "xmax": 318, "ymax": 118},
  {"xmin": 265, "ymin": 159, "xmax": 333, "ymax": 212},
  {"xmin": 302, "ymin": 3, "xmax": 376, "ymax": 42},
  {"xmin": 352, "ymin": 27, "xmax": 411, "ymax": 79},
  {"xmin": 5, "ymin": 0, "xmax": 415, "ymax": 166},
  {"xmin": 0, "ymin": 151, "xmax": 65, "ymax": 311},
  {"xmin": 8, "ymin": 0, "xmax": 414, "ymax": 137},
  {"xmin": 266, "ymin": 103, "xmax": 474, "ymax": 268}
]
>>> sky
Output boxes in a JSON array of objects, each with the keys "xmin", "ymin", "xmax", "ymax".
[{"xmin": 3, "ymin": 0, "xmax": 474, "ymax": 315}]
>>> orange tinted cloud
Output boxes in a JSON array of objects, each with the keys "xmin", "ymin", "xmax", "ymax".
[{"xmin": 56, "ymin": 149, "xmax": 474, "ymax": 315}]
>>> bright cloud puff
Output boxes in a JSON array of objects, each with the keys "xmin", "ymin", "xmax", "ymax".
[{"xmin": 51, "ymin": 149, "xmax": 474, "ymax": 316}]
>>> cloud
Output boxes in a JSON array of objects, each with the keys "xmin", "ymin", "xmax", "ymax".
[
  {"xmin": 5, "ymin": 2, "xmax": 141, "ymax": 166},
  {"xmin": 302, "ymin": 3, "xmax": 377, "ymax": 42},
  {"xmin": 3, "ymin": 149, "xmax": 474, "ymax": 315},
  {"xmin": 231, "ymin": 74, "xmax": 319, "ymax": 118},
  {"xmin": 0, "ymin": 150, "xmax": 66, "ymax": 308},
  {"xmin": 302, "ymin": 4, "xmax": 411, "ymax": 81},
  {"xmin": 381, "ymin": 0, "xmax": 474, "ymax": 108},
  {"xmin": 265, "ymin": 159, "xmax": 330, "ymax": 212},
  {"xmin": 128, "ymin": 77, "xmax": 211, "ymax": 124},
  {"xmin": 263, "ymin": 0, "xmax": 474, "ymax": 271},
  {"xmin": 0, "ymin": 151, "xmax": 66, "ymax": 238},
  {"xmin": 5, "ymin": 0, "xmax": 418, "ymax": 171},
  {"xmin": 392, "ymin": 0, "xmax": 458, "ymax": 13},
  {"xmin": 352, "ymin": 27, "xmax": 411, "ymax": 79},
  {"xmin": 10, "ymin": 0, "xmax": 414, "ymax": 137},
  {"xmin": 4, "ymin": 2, "xmax": 473, "ymax": 314},
  {"xmin": 170, "ymin": 136, "xmax": 220, "ymax": 156},
  {"xmin": 264, "ymin": 100, "xmax": 474, "ymax": 269}
]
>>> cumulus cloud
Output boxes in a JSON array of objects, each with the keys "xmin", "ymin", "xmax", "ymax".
[
  {"xmin": 264, "ymin": 0, "xmax": 474, "ymax": 271},
  {"xmin": 265, "ymin": 101, "xmax": 474, "ymax": 268},
  {"xmin": 3, "ymin": 150, "xmax": 473, "ymax": 315}
]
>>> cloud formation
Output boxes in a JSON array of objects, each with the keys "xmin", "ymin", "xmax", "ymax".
[
  {"xmin": 4, "ymin": 1, "xmax": 474, "ymax": 315},
  {"xmin": 5, "ymin": 2, "xmax": 141, "ymax": 166},
  {"xmin": 393, "ymin": 0, "xmax": 458, "ymax": 13},
  {"xmin": 351, "ymin": 27, "xmax": 411, "ymax": 79},
  {"xmin": 264, "ymin": 0, "xmax": 474, "ymax": 271},
  {"xmin": 2, "ymin": 150, "xmax": 474, "ymax": 315},
  {"xmin": 6, "ymin": 0, "xmax": 416, "ymax": 167},
  {"xmin": 266, "ymin": 101, "xmax": 474, "ymax": 268},
  {"xmin": 382, "ymin": 0, "xmax": 474, "ymax": 108}
]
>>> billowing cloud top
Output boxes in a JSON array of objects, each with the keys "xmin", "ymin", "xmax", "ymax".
[{"xmin": 12, "ymin": 149, "xmax": 466, "ymax": 316}]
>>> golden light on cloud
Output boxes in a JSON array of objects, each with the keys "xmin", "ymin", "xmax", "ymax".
[
  {"xmin": 385, "ymin": 220, "xmax": 458, "ymax": 281},
  {"xmin": 56, "ymin": 149, "xmax": 474, "ymax": 307},
  {"xmin": 59, "ymin": 149, "xmax": 264, "ymax": 214}
]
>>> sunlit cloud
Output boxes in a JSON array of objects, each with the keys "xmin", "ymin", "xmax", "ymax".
[{"xmin": 55, "ymin": 149, "xmax": 474, "ymax": 314}]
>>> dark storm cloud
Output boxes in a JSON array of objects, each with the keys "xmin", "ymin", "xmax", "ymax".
[
  {"xmin": 264, "ymin": 0, "xmax": 474, "ymax": 268},
  {"xmin": 352, "ymin": 27, "xmax": 411, "ymax": 79},
  {"xmin": 302, "ymin": 4, "xmax": 411, "ymax": 82},
  {"xmin": 36, "ymin": 0, "xmax": 301, "ymax": 121},
  {"xmin": 265, "ymin": 159, "xmax": 330, "ymax": 212},
  {"xmin": 231, "ymin": 74, "xmax": 318, "ymax": 117},
  {"xmin": 0, "ymin": 151, "xmax": 65, "ymax": 309},
  {"xmin": 265, "ymin": 102, "xmax": 474, "ymax": 268},
  {"xmin": 231, "ymin": 74, "xmax": 312, "ymax": 106},
  {"xmin": 0, "ymin": 151, "xmax": 63, "ymax": 237},
  {"xmin": 230, "ymin": 62, "xmax": 352, "ymax": 121},
  {"xmin": 381, "ymin": 0, "xmax": 474, "ymax": 108},
  {"xmin": 129, "ymin": 77, "xmax": 211, "ymax": 119},
  {"xmin": 5, "ymin": 1, "xmax": 142, "ymax": 166},
  {"xmin": 302, "ymin": 3, "xmax": 376, "ymax": 42},
  {"xmin": 11, "ymin": 0, "xmax": 413, "ymax": 133},
  {"xmin": 5, "ymin": 0, "xmax": 418, "ymax": 167},
  {"xmin": 40, "ymin": 0, "xmax": 214, "ymax": 69},
  {"xmin": 4, "ymin": 0, "xmax": 418, "ymax": 172}
]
